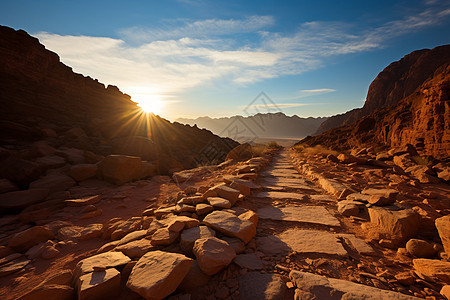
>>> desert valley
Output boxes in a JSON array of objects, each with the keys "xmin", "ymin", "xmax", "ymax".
[{"xmin": 0, "ymin": 2, "xmax": 449, "ymax": 300}]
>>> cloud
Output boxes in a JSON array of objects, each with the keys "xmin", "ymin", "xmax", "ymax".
[
  {"xmin": 119, "ymin": 15, "xmax": 275, "ymax": 43},
  {"xmin": 35, "ymin": 6, "xmax": 449, "ymax": 109}
]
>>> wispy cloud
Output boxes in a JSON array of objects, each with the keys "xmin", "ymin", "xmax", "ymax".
[
  {"xmin": 35, "ymin": 5, "xmax": 449, "ymax": 109},
  {"xmin": 119, "ymin": 15, "xmax": 275, "ymax": 43}
]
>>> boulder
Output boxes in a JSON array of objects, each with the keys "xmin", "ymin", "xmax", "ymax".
[
  {"xmin": 233, "ymin": 253, "xmax": 263, "ymax": 270},
  {"xmin": 368, "ymin": 206, "xmax": 420, "ymax": 243},
  {"xmin": 29, "ymin": 174, "xmax": 76, "ymax": 193},
  {"xmin": 337, "ymin": 200, "xmax": 362, "ymax": 217},
  {"xmin": 126, "ymin": 251, "xmax": 193, "ymax": 300},
  {"xmin": 413, "ymin": 259, "xmax": 450, "ymax": 283},
  {"xmin": 203, "ymin": 211, "xmax": 256, "ymax": 243},
  {"xmin": 436, "ymin": 215, "xmax": 450, "ymax": 254},
  {"xmin": 178, "ymin": 261, "xmax": 211, "ymax": 291},
  {"xmin": 117, "ymin": 230, "xmax": 148, "ymax": 246},
  {"xmin": 289, "ymin": 270, "xmax": 419, "ymax": 299},
  {"xmin": 209, "ymin": 185, "xmax": 241, "ymax": 205},
  {"xmin": 79, "ymin": 224, "xmax": 103, "ymax": 241},
  {"xmin": 77, "ymin": 268, "xmax": 121, "ymax": 300},
  {"xmin": 115, "ymin": 238, "xmax": 154, "ymax": 259},
  {"xmin": 36, "ymin": 155, "xmax": 66, "ymax": 171},
  {"xmin": 0, "ymin": 189, "xmax": 49, "ymax": 212},
  {"xmin": 193, "ymin": 237, "xmax": 236, "ymax": 275},
  {"xmin": 180, "ymin": 226, "xmax": 216, "ymax": 255},
  {"xmin": 98, "ymin": 155, "xmax": 142, "ymax": 185},
  {"xmin": 441, "ymin": 285, "xmax": 450, "ymax": 300},
  {"xmin": 406, "ymin": 239, "xmax": 436, "ymax": 258},
  {"xmin": 8, "ymin": 226, "xmax": 55, "ymax": 252},
  {"xmin": 195, "ymin": 203, "xmax": 213, "ymax": 215},
  {"xmin": 150, "ymin": 228, "xmax": 179, "ymax": 246},
  {"xmin": 238, "ymin": 210, "xmax": 258, "ymax": 227},
  {"xmin": 337, "ymin": 154, "xmax": 366, "ymax": 164},
  {"xmin": 207, "ymin": 197, "xmax": 231, "ymax": 209},
  {"xmin": 0, "ymin": 158, "xmax": 41, "ymax": 187},
  {"xmin": 73, "ymin": 252, "xmax": 131, "ymax": 279},
  {"xmin": 69, "ymin": 164, "xmax": 98, "ymax": 181}
]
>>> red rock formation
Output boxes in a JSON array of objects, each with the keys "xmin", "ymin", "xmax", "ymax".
[
  {"xmin": 316, "ymin": 45, "xmax": 450, "ymax": 134},
  {"xmin": 298, "ymin": 63, "xmax": 450, "ymax": 159},
  {"xmin": 0, "ymin": 25, "xmax": 238, "ymax": 176}
]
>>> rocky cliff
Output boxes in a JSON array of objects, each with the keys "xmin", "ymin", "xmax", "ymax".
[
  {"xmin": 298, "ymin": 63, "xmax": 450, "ymax": 159},
  {"xmin": 0, "ymin": 25, "xmax": 238, "ymax": 176},
  {"xmin": 316, "ymin": 45, "xmax": 450, "ymax": 134}
]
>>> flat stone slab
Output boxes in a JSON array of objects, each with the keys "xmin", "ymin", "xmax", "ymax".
[
  {"xmin": 309, "ymin": 194, "xmax": 336, "ymax": 202},
  {"xmin": 289, "ymin": 271, "xmax": 420, "ymax": 300},
  {"xmin": 257, "ymin": 206, "xmax": 340, "ymax": 227},
  {"xmin": 254, "ymin": 191, "xmax": 306, "ymax": 200},
  {"xmin": 257, "ymin": 229, "xmax": 347, "ymax": 256},
  {"xmin": 0, "ymin": 257, "xmax": 30, "ymax": 277},
  {"xmin": 263, "ymin": 177, "xmax": 306, "ymax": 184},
  {"xmin": 339, "ymin": 234, "xmax": 376, "ymax": 256},
  {"xmin": 263, "ymin": 181, "xmax": 316, "ymax": 191},
  {"xmin": 261, "ymin": 170, "xmax": 302, "ymax": 178}
]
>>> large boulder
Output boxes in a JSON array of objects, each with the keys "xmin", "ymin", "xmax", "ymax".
[
  {"xmin": 0, "ymin": 189, "xmax": 49, "ymax": 212},
  {"xmin": 8, "ymin": 226, "xmax": 55, "ymax": 252},
  {"xmin": 368, "ymin": 206, "xmax": 420, "ymax": 243},
  {"xmin": 413, "ymin": 259, "xmax": 450, "ymax": 283},
  {"xmin": 180, "ymin": 226, "xmax": 216, "ymax": 255},
  {"xmin": 0, "ymin": 158, "xmax": 41, "ymax": 187},
  {"xmin": 193, "ymin": 237, "xmax": 236, "ymax": 275},
  {"xmin": 126, "ymin": 250, "xmax": 193, "ymax": 300},
  {"xmin": 73, "ymin": 252, "xmax": 131, "ymax": 280},
  {"xmin": 69, "ymin": 164, "xmax": 98, "ymax": 181},
  {"xmin": 98, "ymin": 155, "xmax": 142, "ymax": 185},
  {"xmin": 436, "ymin": 215, "xmax": 450, "ymax": 254},
  {"xmin": 203, "ymin": 211, "xmax": 256, "ymax": 244},
  {"xmin": 29, "ymin": 174, "xmax": 76, "ymax": 193},
  {"xmin": 77, "ymin": 268, "xmax": 121, "ymax": 300}
]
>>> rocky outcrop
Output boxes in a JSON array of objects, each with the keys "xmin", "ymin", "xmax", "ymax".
[
  {"xmin": 316, "ymin": 45, "xmax": 450, "ymax": 134},
  {"xmin": 298, "ymin": 61, "xmax": 450, "ymax": 159}
]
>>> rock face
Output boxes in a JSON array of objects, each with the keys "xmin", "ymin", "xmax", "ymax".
[
  {"xmin": 316, "ymin": 45, "xmax": 450, "ymax": 135},
  {"xmin": 0, "ymin": 25, "xmax": 238, "ymax": 175},
  {"xmin": 126, "ymin": 250, "xmax": 193, "ymax": 299},
  {"xmin": 300, "ymin": 46, "xmax": 450, "ymax": 159}
]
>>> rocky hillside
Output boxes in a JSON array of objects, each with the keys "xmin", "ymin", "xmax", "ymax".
[
  {"xmin": 316, "ymin": 45, "xmax": 450, "ymax": 134},
  {"xmin": 177, "ymin": 113, "xmax": 327, "ymax": 140},
  {"xmin": 0, "ymin": 25, "xmax": 238, "ymax": 178},
  {"xmin": 298, "ymin": 63, "xmax": 450, "ymax": 159}
]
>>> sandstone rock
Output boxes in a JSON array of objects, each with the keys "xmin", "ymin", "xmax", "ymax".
[
  {"xmin": 40, "ymin": 269, "xmax": 73, "ymax": 286},
  {"xmin": 98, "ymin": 155, "xmax": 142, "ymax": 185},
  {"xmin": 211, "ymin": 185, "xmax": 241, "ymax": 205},
  {"xmin": 437, "ymin": 168, "xmax": 450, "ymax": 181},
  {"xmin": 395, "ymin": 272, "xmax": 415, "ymax": 286},
  {"xmin": 203, "ymin": 211, "xmax": 256, "ymax": 244},
  {"xmin": 126, "ymin": 250, "xmax": 193, "ymax": 300},
  {"xmin": 57, "ymin": 226, "xmax": 83, "ymax": 241},
  {"xmin": 80, "ymin": 208, "xmax": 102, "ymax": 219},
  {"xmin": 368, "ymin": 194, "xmax": 396, "ymax": 206},
  {"xmin": 339, "ymin": 234, "xmax": 376, "ymax": 256},
  {"xmin": 110, "ymin": 217, "xmax": 142, "ymax": 240},
  {"xmin": 29, "ymin": 174, "xmax": 75, "ymax": 193},
  {"xmin": 207, "ymin": 197, "xmax": 231, "ymax": 209},
  {"xmin": 36, "ymin": 155, "xmax": 66, "ymax": 171},
  {"xmin": 18, "ymin": 285, "xmax": 74, "ymax": 300},
  {"xmin": 0, "ymin": 246, "xmax": 13, "ymax": 259},
  {"xmin": 0, "ymin": 189, "xmax": 49, "ymax": 212},
  {"xmin": 180, "ymin": 226, "xmax": 216, "ymax": 255},
  {"xmin": 73, "ymin": 252, "xmax": 131, "ymax": 279},
  {"xmin": 168, "ymin": 216, "xmax": 200, "ymax": 229},
  {"xmin": 441, "ymin": 285, "xmax": 450, "ymax": 300},
  {"xmin": 239, "ymin": 272, "xmax": 287, "ymax": 300},
  {"xmin": 368, "ymin": 206, "xmax": 420, "ymax": 243},
  {"xmin": 69, "ymin": 164, "xmax": 98, "ymax": 181},
  {"xmin": 178, "ymin": 196, "xmax": 204, "ymax": 205},
  {"xmin": 8, "ymin": 226, "xmax": 55, "ymax": 252},
  {"xmin": 0, "ymin": 257, "xmax": 30, "ymax": 277},
  {"xmin": 413, "ymin": 258, "xmax": 450, "ymax": 283},
  {"xmin": 338, "ymin": 154, "xmax": 366, "ymax": 164},
  {"xmin": 115, "ymin": 238, "xmax": 154, "ymax": 258},
  {"xmin": 233, "ymin": 253, "xmax": 263, "ymax": 270},
  {"xmin": 154, "ymin": 206, "xmax": 177, "ymax": 219},
  {"xmin": 406, "ymin": 239, "xmax": 436, "ymax": 258},
  {"xmin": 238, "ymin": 210, "xmax": 258, "ymax": 227},
  {"xmin": 65, "ymin": 195, "xmax": 101, "ymax": 207},
  {"xmin": 337, "ymin": 200, "xmax": 362, "ymax": 217},
  {"xmin": 255, "ymin": 191, "xmax": 306, "ymax": 200},
  {"xmin": 78, "ymin": 268, "xmax": 121, "ymax": 300},
  {"xmin": 289, "ymin": 270, "xmax": 418, "ymax": 299},
  {"xmin": 79, "ymin": 224, "xmax": 103, "ymax": 241},
  {"xmin": 32, "ymin": 140, "xmax": 56, "ymax": 156},
  {"xmin": 178, "ymin": 261, "xmax": 211, "ymax": 291},
  {"xmin": 151, "ymin": 228, "xmax": 179, "ymax": 246},
  {"xmin": 226, "ymin": 143, "xmax": 252, "ymax": 160},
  {"xmin": 0, "ymin": 158, "xmax": 41, "ymax": 187},
  {"xmin": 117, "ymin": 230, "xmax": 148, "ymax": 246},
  {"xmin": 0, "ymin": 178, "xmax": 18, "ymax": 194},
  {"xmin": 193, "ymin": 237, "xmax": 236, "ymax": 275},
  {"xmin": 221, "ymin": 237, "xmax": 245, "ymax": 254},
  {"xmin": 436, "ymin": 215, "xmax": 450, "ymax": 254},
  {"xmin": 195, "ymin": 203, "xmax": 213, "ymax": 215},
  {"xmin": 393, "ymin": 154, "xmax": 415, "ymax": 170}
]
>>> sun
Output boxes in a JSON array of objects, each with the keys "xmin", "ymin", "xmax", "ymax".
[{"xmin": 136, "ymin": 94, "xmax": 164, "ymax": 114}]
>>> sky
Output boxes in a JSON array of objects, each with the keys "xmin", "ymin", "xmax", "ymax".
[{"xmin": 1, "ymin": 0, "xmax": 449, "ymax": 121}]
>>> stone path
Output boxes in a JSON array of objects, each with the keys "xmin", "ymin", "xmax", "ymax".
[{"xmin": 256, "ymin": 150, "xmax": 349, "ymax": 257}]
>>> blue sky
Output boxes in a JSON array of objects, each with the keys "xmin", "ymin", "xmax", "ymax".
[{"xmin": 1, "ymin": 0, "xmax": 449, "ymax": 120}]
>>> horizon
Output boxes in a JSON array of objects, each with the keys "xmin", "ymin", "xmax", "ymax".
[{"xmin": 1, "ymin": 0, "xmax": 449, "ymax": 122}]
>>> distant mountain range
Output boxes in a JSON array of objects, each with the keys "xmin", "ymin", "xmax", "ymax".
[{"xmin": 176, "ymin": 113, "xmax": 327, "ymax": 141}]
